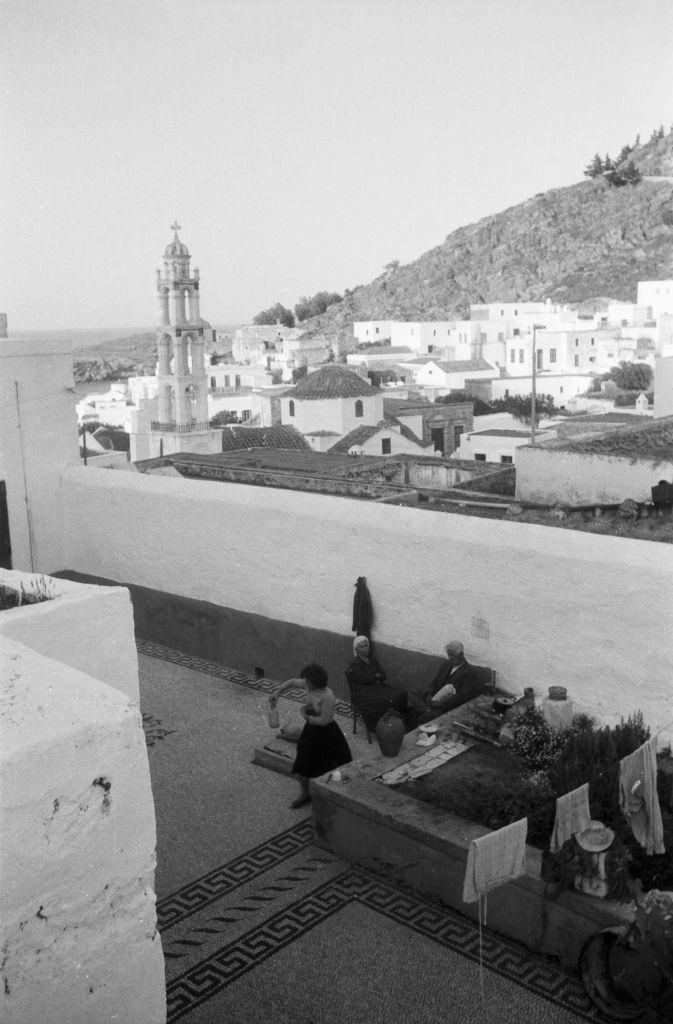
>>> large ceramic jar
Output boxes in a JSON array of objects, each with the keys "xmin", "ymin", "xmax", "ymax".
[{"xmin": 376, "ymin": 709, "xmax": 405, "ymax": 757}]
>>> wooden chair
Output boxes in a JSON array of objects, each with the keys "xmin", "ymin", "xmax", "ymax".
[
  {"xmin": 474, "ymin": 665, "xmax": 496, "ymax": 694},
  {"xmin": 344, "ymin": 668, "xmax": 373, "ymax": 744}
]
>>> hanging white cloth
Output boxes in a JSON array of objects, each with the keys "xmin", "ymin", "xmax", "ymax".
[
  {"xmin": 619, "ymin": 736, "xmax": 665, "ymax": 855},
  {"xmin": 550, "ymin": 782, "xmax": 591, "ymax": 853},
  {"xmin": 462, "ymin": 817, "xmax": 528, "ymax": 906}
]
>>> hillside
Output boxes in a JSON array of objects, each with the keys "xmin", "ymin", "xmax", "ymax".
[
  {"xmin": 73, "ymin": 331, "xmax": 157, "ymax": 382},
  {"xmin": 300, "ymin": 129, "xmax": 673, "ymax": 351}
]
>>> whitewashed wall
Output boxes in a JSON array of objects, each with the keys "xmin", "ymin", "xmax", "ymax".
[
  {"xmin": 0, "ymin": 570, "xmax": 140, "ymax": 702},
  {"xmin": 60, "ymin": 465, "xmax": 673, "ymax": 742},
  {"xmin": 516, "ymin": 447, "xmax": 673, "ymax": 505},
  {"xmin": 654, "ymin": 356, "xmax": 673, "ymax": 418},
  {"xmin": 1, "ymin": 583, "xmax": 164, "ymax": 1023},
  {"xmin": 281, "ymin": 392, "xmax": 384, "ymax": 435},
  {"xmin": 0, "ymin": 336, "xmax": 81, "ymax": 572}
]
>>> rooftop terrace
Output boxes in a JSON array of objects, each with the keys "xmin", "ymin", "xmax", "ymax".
[{"xmin": 141, "ymin": 640, "xmax": 613, "ymax": 1024}]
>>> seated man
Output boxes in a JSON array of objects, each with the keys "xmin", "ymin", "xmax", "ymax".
[{"xmin": 419, "ymin": 641, "xmax": 487, "ymax": 723}]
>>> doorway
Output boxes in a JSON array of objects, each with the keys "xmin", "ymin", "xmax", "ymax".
[{"xmin": 431, "ymin": 427, "xmax": 445, "ymax": 454}]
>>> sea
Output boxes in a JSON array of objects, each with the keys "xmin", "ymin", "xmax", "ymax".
[
  {"xmin": 10, "ymin": 327, "xmax": 152, "ymax": 349},
  {"xmin": 9, "ymin": 325, "xmax": 238, "ymax": 402}
]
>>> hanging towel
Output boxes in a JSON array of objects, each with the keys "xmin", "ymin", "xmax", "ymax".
[
  {"xmin": 550, "ymin": 783, "xmax": 591, "ymax": 853},
  {"xmin": 619, "ymin": 737, "xmax": 665, "ymax": 856},
  {"xmin": 462, "ymin": 818, "xmax": 528, "ymax": 904}
]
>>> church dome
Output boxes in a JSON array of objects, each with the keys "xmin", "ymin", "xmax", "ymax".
[
  {"xmin": 290, "ymin": 365, "xmax": 379, "ymax": 399},
  {"xmin": 164, "ymin": 222, "xmax": 190, "ymax": 258}
]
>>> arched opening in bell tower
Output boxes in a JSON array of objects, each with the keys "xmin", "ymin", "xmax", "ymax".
[
  {"xmin": 161, "ymin": 289, "xmax": 170, "ymax": 325},
  {"xmin": 184, "ymin": 384, "xmax": 199, "ymax": 420},
  {"xmin": 161, "ymin": 384, "xmax": 174, "ymax": 423}
]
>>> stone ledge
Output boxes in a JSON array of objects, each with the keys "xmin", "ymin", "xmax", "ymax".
[{"xmin": 307, "ymin": 703, "xmax": 633, "ymax": 970}]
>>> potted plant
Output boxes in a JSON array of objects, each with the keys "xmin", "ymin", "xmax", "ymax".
[{"xmin": 580, "ymin": 886, "xmax": 673, "ymax": 1021}]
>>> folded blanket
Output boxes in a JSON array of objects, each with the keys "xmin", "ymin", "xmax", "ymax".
[
  {"xmin": 619, "ymin": 737, "xmax": 665, "ymax": 855},
  {"xmin": 550, "ymin": 783, "xmax": 591, "ymax": 853},
  {"xmin": 463, "ymin": 818, "xmax": 528, "ymax": 904}
]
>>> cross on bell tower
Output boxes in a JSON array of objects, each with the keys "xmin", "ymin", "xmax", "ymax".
[{"xmin": 155, "ymin": 223, "xmax": 208, "ymax": 427}]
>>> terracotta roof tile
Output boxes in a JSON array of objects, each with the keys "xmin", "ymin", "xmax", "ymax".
[
  {"xmin": 287, "ymin": 365, "xmax": 379, "ymax": 399},
  {"xmin": 220, "ymin": 425, "xmax": 311, "ymax": 451}
]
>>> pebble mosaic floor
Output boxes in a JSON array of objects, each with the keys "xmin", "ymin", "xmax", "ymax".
[{"xmin": 137, "ymin": 640, "xmax": 611, "ymax": 1024}]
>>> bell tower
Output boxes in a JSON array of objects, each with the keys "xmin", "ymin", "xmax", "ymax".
[{"xmin": 155, "ymin": 222, "xmax": 209, "ymax": 427}]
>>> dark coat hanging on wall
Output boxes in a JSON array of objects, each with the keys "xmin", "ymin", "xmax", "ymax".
[{"xmin": 352, "ymin": 576, "xmax": 373, "ymax": 639}]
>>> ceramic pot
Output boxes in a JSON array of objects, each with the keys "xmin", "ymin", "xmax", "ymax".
[{"xmin": 375, "ymin": 709, "xmax": 405, "ymax": 757}]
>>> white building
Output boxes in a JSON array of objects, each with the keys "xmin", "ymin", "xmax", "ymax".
[
  {"xmin": 637, "ymin": 279, "xmax": 673, "ymax": 322},
  {"xmin": 281, "ymin": 364, "xmax": 383, "ymax": 439},
  {"xmin": 326, "ymin": 418, "xmax": 433, "ymax": 457},
  {"xmin": 403, "ymin": 357, "xmax": 499, "ymax": 393},
  {"xmin": 454, "ymin": 426, "xmax": 556, "ymax": 464},
  {"xmin": 353, "ymin": 320, "xmax": 395, "ymax": 345},
  {"xmin": 491, "ymin": 373, "xmax": 595, "ymax": 407},
  {"xmin": 231, "ymin": 324, "xmax": 303, "ymax": 365}
]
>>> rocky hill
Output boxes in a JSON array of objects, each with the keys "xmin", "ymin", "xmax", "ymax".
[{"xmin": 301, "ymin": 129, "xmax": 673, "ymax": 352}]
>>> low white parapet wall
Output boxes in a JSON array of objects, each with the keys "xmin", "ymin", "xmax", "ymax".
[
  {"xmin": 59, "ymin": 465, "xmax": 673, "ymax": 745},
  {"xmin": 0, "ymin": 569, "xmax": 140, "ymax": 702},
  {"xmin": 0, "ymin": 638, "xmax": 165, "ymax": 1023},
  {"xmin": 516, "ymin": 446, "xmax": 673, "ymax": 505}
]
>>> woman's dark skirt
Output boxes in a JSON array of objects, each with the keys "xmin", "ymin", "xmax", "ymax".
[{"xmin": 293, "ymin": 721, "xmax": 352, "ymax": 778}]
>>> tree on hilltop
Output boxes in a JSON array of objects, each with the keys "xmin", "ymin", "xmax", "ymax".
[
  {"xmin": 253, "ymin": 303, "xmax": 295, "ymax": 328},
  {"xmin": 584, "ymin": 153, "xmax": 604, "ymax": 178},
  {"xmin": 294, "ymin": 290, "xmax": 342, "ymax": 322}
]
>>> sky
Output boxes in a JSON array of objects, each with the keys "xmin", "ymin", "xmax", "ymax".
[{"xmin": 2, "ymin": 0, "xmax": 673, "ymax": 331}]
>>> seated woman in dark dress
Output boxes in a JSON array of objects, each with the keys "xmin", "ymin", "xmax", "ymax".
[{"xmin": 347, "ymin": 636, "xmax": 412, "ymax": 732}]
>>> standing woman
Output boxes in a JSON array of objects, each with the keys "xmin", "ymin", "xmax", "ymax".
[{"xmin": 269, "ymin": 663, "xmax": 352, "ymax": 808}]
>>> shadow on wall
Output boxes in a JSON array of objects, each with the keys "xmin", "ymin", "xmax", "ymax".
[{"xmin": 53, "ymin": 570, "xmax": 442, "ymax": 698}]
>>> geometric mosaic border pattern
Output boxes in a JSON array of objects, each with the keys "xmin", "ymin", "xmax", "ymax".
[
  {"xmin": 157, "ymin": 818, "xmax": 315, "ymax": 931},
  {"xmin": 136, "ymin": 638, "xmax": 354, "ymax": 717},
  {"xmin": 165, "ymin": 867, "xmax": 607, "ymax": 1023}
]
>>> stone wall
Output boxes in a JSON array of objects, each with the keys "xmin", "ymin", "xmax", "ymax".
[
  {"xmin": 1, "ymin": 575, "xmax": 164, "ymax": 1023},
  {"xmin": 58, "ymin": 465, "xmax": 673, "ymax": 742}
]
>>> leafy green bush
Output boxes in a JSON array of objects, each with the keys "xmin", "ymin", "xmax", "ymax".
[{"xmin": 510, "ymin": 709, "xmax": 567, "ymax": 774}]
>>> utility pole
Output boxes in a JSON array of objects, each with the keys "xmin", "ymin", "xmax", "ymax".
[{"xmin": 531, "ymin": 324, "xmax": 545, "ymax": 444}]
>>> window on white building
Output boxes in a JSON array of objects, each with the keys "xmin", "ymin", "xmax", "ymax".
[
  {"xmin": 375, "ymin": 327, "xmax": 379, "ymax": 334},
  {"xmin": 510, "ymin": 349, "xmax": 515, "ymax": 363},
  {"xmin": 235, "ymin": 375, "xmax": 241, "ymax": 386},
  {"xmin": 224, "ymin": 375, "xmax": 230, "ymax": 387},
  {"xmin": 519, "ymin": 349, "xmax": 524, "ymax": 362},
  {"xmin": 513, "ymin": 328, "xmax": 520, "ymax": 337},
  {"xmin": 355, "ymin": 400, "xmax": 363, "ymax": 417},
  {"xmin": 500, "ymin": 455, "xmax": 513, "ymax": 464},
  {"xmin": 289, "ymin": 400, "xmax": 295, "ymax": 417},
  {"xmin": 210, "ymin": 376, "xmax": 216, "ymax": 389},
  {"xmin": 549, "ymin": 349, "xmax": 556, "ymax": 363},
  {"xmin": 574, "ymin": 355, "xmax": 579, "ymax": 367},
  {"xmin": 475, "ymin": 453, "xmax": 486, "ymax": 461},
  {"xmin": 381, "ymin": 437, "xmax": 391, "ymax": 454}
]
